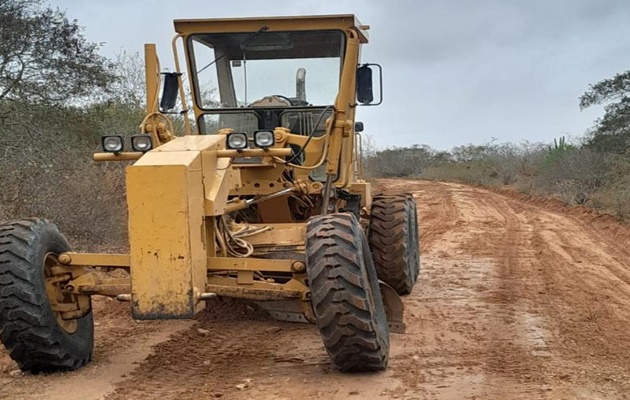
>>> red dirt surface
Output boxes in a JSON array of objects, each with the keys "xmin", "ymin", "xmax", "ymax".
[{"xmin": 2, "ymin": 179, "xmax": 630, "ymax": 399}]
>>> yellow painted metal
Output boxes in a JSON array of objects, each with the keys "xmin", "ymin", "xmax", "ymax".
[
  {"xmin": 216, "ymin": 148, "xmax": 292, "ymax": 158},
  {"xmin": 202, "ymin": 150, "xmax": 239, "ymax": 216},
  {"xmin": 205, "ymin": 284, "xmax": 302, "ymax": 301},
  {"xmin": 176, "ymin": 14, "xmax": 367, "ymax": 190},
  {"xmin": 127, "ymin": 138, "xmax": 210, "ymax": 319},
  {"xmin": 59, "ymin": 252, "xmax": 131, "ymax": 268},
  {"xmin": 138, "ymin": 44, "xmax": 176, "ymax": 146},
  {"xmin": 327, "ymin": 31, "xmax": 360, "ymax": 182},
  {"xmin": 150, "ymin": 135, "xmax": 236, "ymax": 216},
  {"xmin": 144, "ymin": 44, "xmax": 160, "ymax": 114},
  {"xmin": 209, "ymin": 257, "xmax": 298, "ymax": 272},
  {"xmin": 65, "ymin": 274, "xmax": 130, "ymax": 297},
  {"xmin": 152, "ymin": 134, "xmax": 222, "ymax": 152},
  {"xmin": 257, "ymin": 196, "xmax": 293, "ymax": 223},
  {"xmin": 237, "ymin": 270, "xmax": 254, "ymax": 285},
  {"xmin": 76, "ymin": 284, "xmax": 130, "ymax": 297},
  {"xmin": 206, "ymin": 275, "xmax": 307, "ymax": 301},
  {"xmin": 59, "ymin": 253, "xmax": 297, "ymax": 273},
  {"xmin": 171, "ymin": 34, "xmax": 192, "ymax": 135},
  {"xmin": 44, "ymin": 254, "xmax": 79, "ymax": 332},
  {"xmin": 93, "ymin": 152, "xmax": 143, "ymax": 162},
  {"xmin": 80, "ymin": 14, "xmax": 391, "ymax": 326},
  {"xmin": 349, "ymin": 180, "xmax": 372, "ymax": 208},
  {"xmin": 61, "ymin": 272, "xmax": 310, "ymax": 304},
  {"xmin": 174, "ymin": 14, "xmax": 369, "ymax": 44},
  {"xmin": 231, "ymin": 223, "xmax": 305, "ymax": 246}
]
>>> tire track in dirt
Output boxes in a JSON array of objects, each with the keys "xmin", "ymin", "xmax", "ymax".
[
  {"xmin": 401, "ymin": 182, "xmax": 555, "ymax": 399},
  {"xmin": 381, "ymin": 180, "xmax": 629, "ymax": 399},
  {"xmin": 474, "ymin": 188, "xmax": 630, "ymax": 386},
  {"xmin": 458, "ymin": 187, "xmax": 553, "ymax": 382},
  {"xmin": 424, "ymin": 181, "xmax": 630, "ymax": 398},
  {"xmin": 103, "ymin": 299, "xmax": 401, "ymax": 400},
  {"xmin": 375, "ymin": 180, "xmax": 458, "ymax": 252},
  {"xmin": 525, "ymin": 210, "xmax": 630, "ymax": 385},
  {"xmin": 0, "ymin": 300, "xmax": 192, "ymax": 400}
]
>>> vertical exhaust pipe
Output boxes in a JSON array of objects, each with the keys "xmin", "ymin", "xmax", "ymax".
[{"xmin": 296, "ymin": 68, "xmax": 306, "ymax": 102}]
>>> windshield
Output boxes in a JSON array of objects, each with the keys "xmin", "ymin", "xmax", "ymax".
[{"xmin": 188, "ymin": 30, "xmax": 345, "ymax": 110}]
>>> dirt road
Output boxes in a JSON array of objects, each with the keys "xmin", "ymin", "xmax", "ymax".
[{"xmin": 2, "ymin": 180, "xmax": 630, "ymax": 399}]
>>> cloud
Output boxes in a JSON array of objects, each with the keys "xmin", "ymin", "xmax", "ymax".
[{"xmin": 50, "ymin": 0, "xmax": 630, "ymax": 149}]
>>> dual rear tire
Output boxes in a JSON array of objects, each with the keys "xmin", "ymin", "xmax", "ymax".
[
  {"xmin": 368, "ymin": 194, "xmax": 420, "ymax": 295},
  {"xmin": 305, "ymin": 194, "xmax": 420, "ymax": 372}
]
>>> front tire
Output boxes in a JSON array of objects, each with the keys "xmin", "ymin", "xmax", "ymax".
[
  {"xmin": 306, "ymin": 213, "xmax": 389, "ymax": 372},
  {"xmin": 0, "ymin": 219, "xmax": 93, "ymax": 373}
]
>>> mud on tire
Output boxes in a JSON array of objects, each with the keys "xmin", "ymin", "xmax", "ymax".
[
  {"xmin": 305, "ymin": 213, "xmax": 389, "ymax": 372},
  {"xmin": 0, "ymin": 219, "xmax": 93, "ymax": 373},
  {"xmin": 368, "ymin": 194, "xmax": 420, "ymax": 295}
]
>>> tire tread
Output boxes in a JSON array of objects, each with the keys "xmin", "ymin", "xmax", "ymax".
[
  {"xmin": 306, "ymin": 213, "xmax": 389, "ymax": 372},
  {"xmin": 0, "ymin": 218, "xmax": 92, "ymax": 373},
  {"xmin": 368, "ymin": 194, "xmax": 420, "ymax": 294}
]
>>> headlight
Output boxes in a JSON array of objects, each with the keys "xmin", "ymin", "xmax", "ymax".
[
  {"xmin": 131, "ymin": 134, "xmax": 153, "ymax": 153},
  {"xmin": 253, "ymin": 130, "xmax": 275, "ymax": 148},
  {"xmin": 101, "ymin": 135, "xmax": 123, "ymax": 153},
  {"xmin": 226, "ymin": 132, "xmax": 248, "ymax": 150}
]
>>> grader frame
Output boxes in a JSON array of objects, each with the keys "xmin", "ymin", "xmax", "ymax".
[
  {"xmin": 0, "ymin": 14, "xmax": 419, "ymax": 373},
  {"xmin": 60, "ymin": 15, "xmax": 382, "ymax": 321}
]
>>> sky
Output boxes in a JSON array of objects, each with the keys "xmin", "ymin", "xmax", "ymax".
[{"xmin": 50, "ymin": 0, "xmax": 630, "ymax": 150}]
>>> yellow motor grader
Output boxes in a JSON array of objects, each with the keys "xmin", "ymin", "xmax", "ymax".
[{"xmin": 0, "ymin": 14, "xmax": 419, "ymax": 373}]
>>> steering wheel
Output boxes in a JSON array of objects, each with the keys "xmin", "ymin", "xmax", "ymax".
[{"xmin": 248, "ymin": 95, "xmax": 294, "ymax": 108}]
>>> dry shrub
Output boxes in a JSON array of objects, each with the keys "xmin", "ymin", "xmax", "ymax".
[
  {"xmin": 592, "ymin": 175, "xmax": 630, "ymax": 221},
  {"xmin": 0, "ymin": 100, "xmax": 142, "ymax": 250},
  {"xmin": 368, "ymin": 138, "xmax": 630, "ymax": 221},
  {"xmin": 419, "ymin": 142, "xmax": 546, "ymax": 187},
  {"xmin": 422, "ymin": 163, "xmax": 495, "ymax": 186},
  {"xmin": 532, "ymin": 148, "xmax": 609, "ymax": 205},
  {"xmin": 0, "ymin": 154, "xmax": 129, "ymax": 251}
]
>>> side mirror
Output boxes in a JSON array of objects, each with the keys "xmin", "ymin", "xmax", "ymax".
[
  {"xmin": 354, "ymin": 121, "xmax": 364, "ymax": 133},
  {"xmin": 159, "ymin": 72, "xmax": 180, "ymax": 111},
  {"xmin": 357, "ymin": 66, "xmax": 373, "ymax": 104},
  {"xmin": 356, "ymin": 63, "xmax": 383, "ymax": 106}
]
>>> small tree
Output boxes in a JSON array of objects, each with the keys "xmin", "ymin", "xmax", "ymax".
[
  {"xmin": 108, "ymin": 51, "xmax": 146, "ymax": 109},
  {"xmin": 0, "ymin": 0, "xmax": 114, "ymax": 104},
  {"xmin": 580, "ymin": 71, "xmax": 630, "ymax": 154}
]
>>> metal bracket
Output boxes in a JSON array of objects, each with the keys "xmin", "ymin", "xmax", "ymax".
[
  {"xmin": 378, "ymin": 281, "xmax": 406, "ymax": 334},
  {"xmin": 257, "ymin": 300, "xmax": 314, "ymax": 323}
]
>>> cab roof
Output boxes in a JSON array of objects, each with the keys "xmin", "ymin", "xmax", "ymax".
[{"xmin": 173, "ymin": 14, "xmax": 369, "ymax": 43}]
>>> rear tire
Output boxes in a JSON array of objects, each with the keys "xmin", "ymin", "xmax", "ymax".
[
  {"xmin": 0, "ymin": 219, "xmax": 93, "ymax": 373},
  {"xmin": 408, "ymin": 197, "xmax": 421, "ymax": 281},
  {"xmin": 306, "ymin": 213, "xmax": 389, "ymax": 372},
  {"xmin": 368, "ymin": 194, "xmax": 420, "ymax": 295}
]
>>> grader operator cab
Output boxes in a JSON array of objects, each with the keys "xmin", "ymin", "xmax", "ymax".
[{"xmin": 0, "ymin": 15, "xmax": 419, "ymax": 373}]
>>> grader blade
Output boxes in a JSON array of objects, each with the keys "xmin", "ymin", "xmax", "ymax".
[{"xmin": 256, "ymin": 300, "xmax": 314, "ymax": 324}]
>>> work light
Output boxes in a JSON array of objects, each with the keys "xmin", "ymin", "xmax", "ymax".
[
  {"xmin": 226, "ymin": 132, "xmax": 248, "ymax": 150},
  {"xmin": 131, "ymin": 134, "xmax": 153, "ymax": 153},
  {"xmin": 101, "ymin": 135, "xmax": 124, "ymax": 153},
  {"xmin": 253, "ymin": 130, "xmax": 275, "ymax": 148}
]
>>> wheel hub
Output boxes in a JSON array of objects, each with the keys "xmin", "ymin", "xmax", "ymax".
[{"xmin": 44, "ymin": 253, "xmax": 81, "ymax": 334}]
